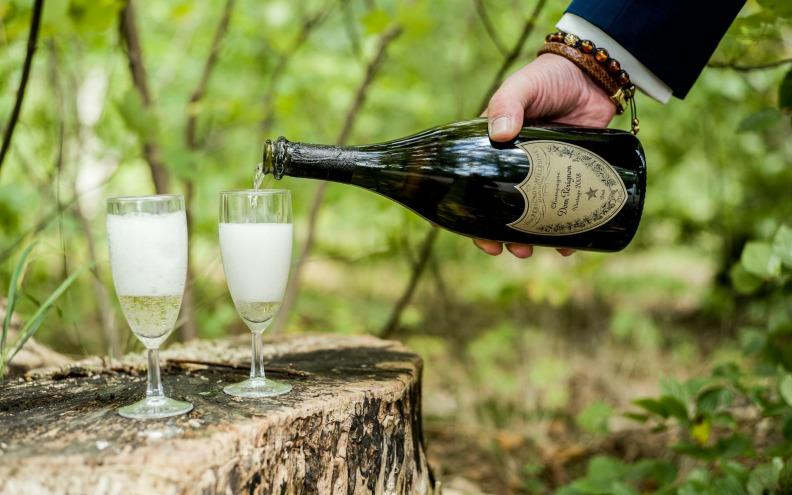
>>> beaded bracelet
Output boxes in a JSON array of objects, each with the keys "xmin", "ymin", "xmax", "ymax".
[{"xmin": 539, "ymin": 31, "xmax": 640, "ymax": 135}]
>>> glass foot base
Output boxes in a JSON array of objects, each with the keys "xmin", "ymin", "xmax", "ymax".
[
  {"xmin": 118, "ymin": 396, "xmax": 193, "ymax": 419},
  {"xmin": 223, "ymin": 377, "xmax": 292, "ymax": 398}
]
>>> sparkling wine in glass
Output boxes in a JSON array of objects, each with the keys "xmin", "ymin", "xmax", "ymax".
[
  {"xmin": 107, "ymin": 195, "xmax": 193, "ymax": 418},
  {"xmin": 219, "ymin": 190, "xmax": 293, "ymax": 398}
]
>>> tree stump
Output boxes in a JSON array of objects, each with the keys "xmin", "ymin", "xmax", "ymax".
[{"xmin": 0, "ymin": 334, "xmax": 432, "ymax": 495}]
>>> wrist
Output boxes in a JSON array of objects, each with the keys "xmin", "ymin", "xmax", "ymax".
[
  {"xmin": 538, "ymin": 53, "xmax": 614, "ymax": 109},
  {"xmin": 539, "ymin": 31, "xmax": 639, "ymax": 134}
]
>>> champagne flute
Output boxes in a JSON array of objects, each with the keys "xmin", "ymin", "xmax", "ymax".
[
  {"xmin": 107, "ymin": 195, "xmax": 193, "ymax": 418},
  {"xmin": 219, "ymin": 190, "xmax": 293, "ymax": 397}
]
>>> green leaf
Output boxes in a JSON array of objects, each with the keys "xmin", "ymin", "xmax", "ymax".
[
  {"xmin": 779, "ymin": 458, "xmax": 792, "ymax": 494},
  {"xmin": 115, "ymin": 90, "xmax": 159, "ymax": 142},
  {"xmin": 637, "ymin": 459, "xmax": 677, "ymax": 486},
  {"xmin": 714, "ymin": 411, "xmax": 738, "ymax": 428},
  {"xmin": 672, "ymin": 441, "xmax": 718, "ymax": 461},
  {"xmin": 730, "ymin": 263, "xmax": 763, "ymax": 294},
  {"xmin": 623, "ymin": 412, "xmax": 649, "ymax": 423},
  {"xmin": 2, "ymin": 242, "xmax": 37, "ymax": 365},
  {"xmin": 41, "ymin": 0, "xmax": 71, "ymax": 36},
  {"xmin": 773, "ymin": 224, "xmax": 792, "ymax": 269},
  {"xmin": 6, "ymin": 307, "xmax": 51, "ymax": 363},
  {"xmin": 765, "ymin": 442, "xmax": 792, "ymax": 457},
  {"xmin": 586, "ymin": 456, "xmax": 625, "ymax": 477},
  {"xmin": 722, "ymin": 461, "xmax": 751, "ymax": 482},
  {"xmin": 696, "ymin": 386, "xmax": 735, "ymax": 413},
  {"xmin": 711, "ymin": 472, "xmax": 749, "ymax": 495},
  {"xmin": 4, "ymin": 262, "xmax": 98, "ymax": 365},
  {"xmin": 672, "ymin": 434, "xmax": 751, "ymax": 461},
  {"xmin": 576, "ymin": 401, "xmax": 614, "ymax": 435},
  {"xmin": 780, "ymin": 69, "xmax": 792, "ymax": 111},
  {"xmin": 610, "ymin": 482, "xmax": 639, "ymax": 495},
  {"xmin": 747, "ymin": 458, "xmax": 783, "ymax": 495},
  {"xmin": 717, "ymin": 434, "xmax": 753, "ymax": 459},
  {"xmin": 633, "ymin": 398, "xmax": 669, "ymax": 419},
  {"xmin": 361, "ymin": 9, "xmax": 391, "ymax": 35},
  {"xmin": 741, "ymin": 241, "xmax": 781, "ymax": 278},
  {"xmin": 762, "ymin": 402, "xmax": 790, "ymax": 417},
  {"xmin": 68, "ymin": 0, "xmax": 124, "ymax": 33},
  {"xmin": 757, "ymin": 0, "xmax": 792, "ymax": 18},
  {"xmin": 660, "ymin": 377, "xmax": 692, "ymax": 404},
  {"xmin": 781, "ymin": 413, "xmax": 792, "ymax": 441},
  {"xmin": 779, "ymin": 373, "xmax": 792, "ymax": 406},
  {"xmin": 737, "ymin": 107, "xmax": 781, "ymax": 133},
  {"xmin": 739, "ymin": 328, "xmax": 766, "ymax": 355},
  {"xmin": 660, "ymin": 395, "xmax": 689, "ymax": 421},
  {"xmin": 690, "ymin": 413, "xmax": 711, "ymax": 445},
  {"xmin": 713, "ymin": 363, "xmax": 743, "ymax": 384}
]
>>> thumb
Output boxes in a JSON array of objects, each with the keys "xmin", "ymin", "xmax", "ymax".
[{"xmin": 486, "ymin": 71, "xmax": 536, "ymax": 142}]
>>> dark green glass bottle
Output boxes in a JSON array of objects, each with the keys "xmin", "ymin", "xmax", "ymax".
[{"xmin": 261, "ymin": 118, "xmax": 646, "ymax": 252}]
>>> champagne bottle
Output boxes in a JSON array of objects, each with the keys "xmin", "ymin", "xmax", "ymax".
[{"xmin": 261, "ymin": 118, "xmax": 646, "ymax": 252}]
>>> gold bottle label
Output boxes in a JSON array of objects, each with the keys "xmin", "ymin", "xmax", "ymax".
[{"xmin": 508, "ymin": 140, "xmax": 627, "ymax": 236}]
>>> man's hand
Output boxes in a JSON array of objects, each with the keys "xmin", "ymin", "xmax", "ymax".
[{"xmin": 475, "ymin": 53, "xmax": 616, "ymax": 259}]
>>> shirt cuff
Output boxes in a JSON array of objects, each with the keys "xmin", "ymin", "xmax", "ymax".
[{"xmin": 556, "ymin": 13, "xmax": 673, "ymax": 104}]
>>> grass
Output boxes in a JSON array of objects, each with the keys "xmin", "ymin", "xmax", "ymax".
[{"xmin": 1, "ymin": 242, "xmax": 97, "ymax": 378}]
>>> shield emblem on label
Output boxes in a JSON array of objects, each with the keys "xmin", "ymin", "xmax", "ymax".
[{"xmin": 508, "ymin": 140, "xmax": 627, "ymax": 236}]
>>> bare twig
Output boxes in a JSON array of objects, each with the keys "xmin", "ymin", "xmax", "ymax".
[
  {"xmin": 186, "ymin": 0, "xmax": 235, "ymax": 149},
  {"xmin": 380, "ymin": 227, "xmax": 440, "ymax": 339},
  {"xmin": 0, "ymin": 0, "xmax": 45, "ymax": 179},
  {"xmin": 707, "ymin": 57, "xmax": 792, "ymax": 71},
  {"xmin": 180, "ymin": 0, "xmax": 236, "ymax": 342},
  {"xmin": 474, "ymin": 0, "xmax": 507, "ymax": 56},
  {"xmin": 341, "ymin": 0, "xmax": 362, "ymax": 59},
  {"xmin": 478, "ymin": 0, "xmax": 547, "ymax": 114},
  {"xmin": 166, "ymin": 358, "xmax": 311, "ymax": 377},
  {"xmin": 273, "ymin": 25, "xmax": 403, "ymax": 334},
  {"xmin": 260, "ymin": 1, "xmax": 337, "ymax": 134},
  {"xmin": 119, "ymin": 0, "xmax": 169, "ymax": 194}
]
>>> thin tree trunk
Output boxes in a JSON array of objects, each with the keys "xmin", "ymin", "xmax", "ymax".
[
  {"xmin": 178, "ymin": 0, "xmax": 236, "ymax": 342},
  {"xmin": 272, "ymin": 26, "xmax": 402, "ymax": 334},
  {"xmin": 0, "ymin": 0, "xmax": 45, "ymax": 178},
  {"xmin": 380, "ymin": 227, "xmax": 440, "ymax": 339},
  {"xmin": 119, "ymin": 0, "xmax": 169, "ymax": 194},
  {"xmin": 382, "ymin": 0, "xmax": 549, "ymax": 336}
]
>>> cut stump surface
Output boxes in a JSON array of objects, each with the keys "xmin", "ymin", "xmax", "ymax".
[{"xmin": 0, "ymin": 334, "xmax": 430, "ymax": 495}]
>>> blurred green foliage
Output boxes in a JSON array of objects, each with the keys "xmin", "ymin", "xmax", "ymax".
[{"xmin": 1, "ymin": 0, "xmax": 792, "ymax": 492}]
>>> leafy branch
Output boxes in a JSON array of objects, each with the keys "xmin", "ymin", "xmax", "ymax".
[
  {"xmin": 474, "ymin": 0, "xmax": 507, "ymax": 57},
  {"xmin": 273, "ymin": 25, "xmax": 403, "ymax": 334},
  {"xmin": 707, "ymin": 57, "xmax": 792, "ymax": 71},
  {"xmin": 0, "ymin": 0, "xmax": 45, "ymax": 179}
]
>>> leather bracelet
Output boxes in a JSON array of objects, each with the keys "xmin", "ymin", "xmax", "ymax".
[{"xmin": 539, "ymin": 32, "xmax": 639, "ymax": 134}]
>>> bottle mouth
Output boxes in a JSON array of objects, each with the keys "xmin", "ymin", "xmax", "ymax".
[{"xmin": 262, "ymin": 137, "xmax": 288, "ymax": 179}]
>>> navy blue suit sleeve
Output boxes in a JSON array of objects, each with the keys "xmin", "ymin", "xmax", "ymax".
[{"xmin": 566, "ymin": 0, "xmax": 745, "ymax": 98}]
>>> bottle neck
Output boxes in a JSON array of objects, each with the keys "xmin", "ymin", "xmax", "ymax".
[{"xmin": 263, "ymin": 137, "xmax": 356, "ymax": 183}]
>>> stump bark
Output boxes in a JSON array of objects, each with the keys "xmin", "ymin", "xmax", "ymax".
[{"xmin": 0, "ymin": 334, "xmax": 432, "ymax": 495}]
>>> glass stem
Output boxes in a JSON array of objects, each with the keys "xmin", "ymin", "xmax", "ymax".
[
  {"xmin": 250, "ymin": 333, "xmax": 265, "ymax": 381},
  {"xmin": 146, "ymin": 348, "xmax": 164, "ymax": 397}
]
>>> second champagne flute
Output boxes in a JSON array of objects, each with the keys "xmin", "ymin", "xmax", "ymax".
[{"xmin": 219, "ymin": 190, "xmax": 293, "ymax": 398}]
